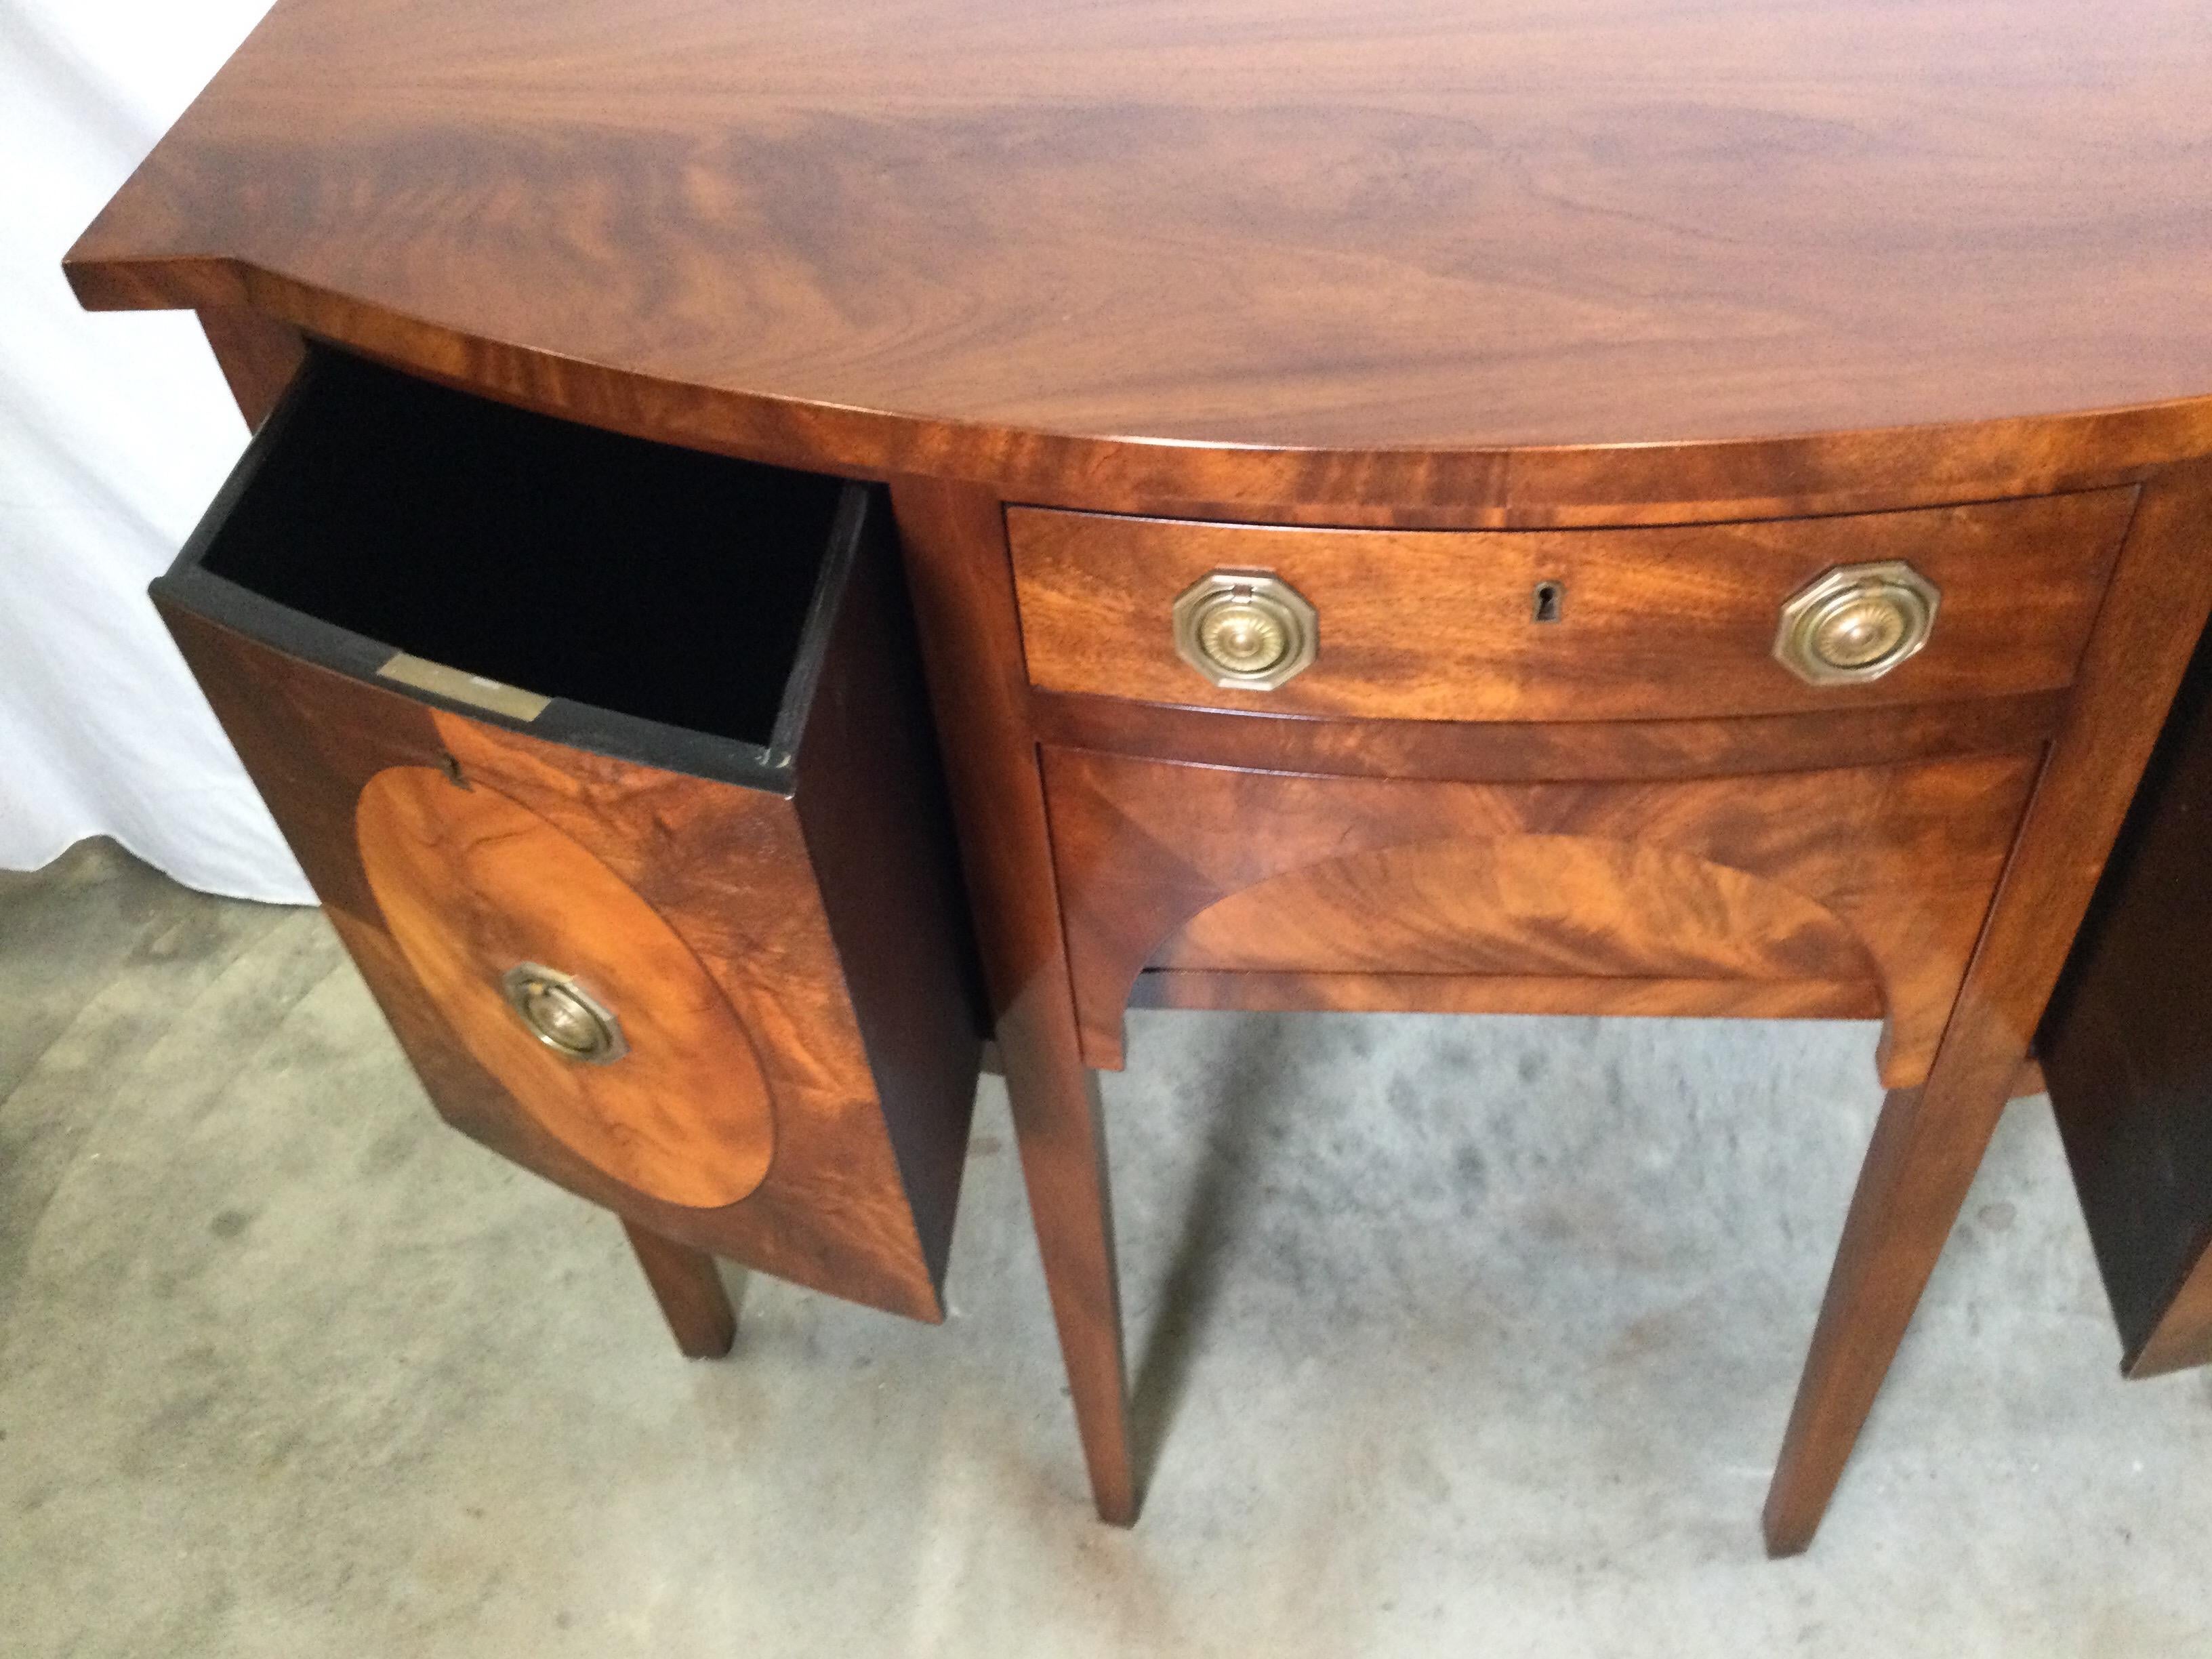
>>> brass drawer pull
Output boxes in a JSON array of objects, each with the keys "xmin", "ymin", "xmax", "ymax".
[
  {"xmin": 501, "ymin": 963, "xmax": 628, "ymax": 1064},
  {"xmin": 1172, "ymin": 569, "xmax": 1317, "ymax": 690},
  {"xmin": 1775, "ymin": 560, "xmax": 1941, "ymax": 686}
]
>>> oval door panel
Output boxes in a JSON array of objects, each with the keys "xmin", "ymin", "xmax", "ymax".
[{"xmin": 355, "ymin": 765, "xmax": 775, "ymax": 1208}]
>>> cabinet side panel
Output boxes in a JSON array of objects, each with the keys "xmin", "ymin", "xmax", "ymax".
[
  {"xmin": 794, "ymin": 494, "xmax": 983, "ymax": 1294},
  {"xmin": 2043, "ymin": 619, "xmax": 2212, "ymax": 1374}
]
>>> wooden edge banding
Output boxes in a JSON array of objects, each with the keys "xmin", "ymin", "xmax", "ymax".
[
  {"xmin": 1031, "ymin": 691, "xmax": 2066, "ymax": 785},
  {"xmin": 58, "ymin": 255, "xmax": 2212, "ymax": 523},
  {"xmin": 195, "ymin": 304, "xmax": 308, "ymax": 430},
  {"xmin": 1128, "ymin": 970, "xmax": 1883, "ymax": 1022}
]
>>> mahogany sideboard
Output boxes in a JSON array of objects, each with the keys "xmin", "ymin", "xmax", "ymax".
[{"xmin": 65, "ymin": 0, "xmax": 2212, "ymax": 1555}]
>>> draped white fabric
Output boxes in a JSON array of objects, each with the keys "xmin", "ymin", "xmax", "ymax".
[{"xmin": 2, "ymin": 0, "xmax": 310, "ymax": 902}]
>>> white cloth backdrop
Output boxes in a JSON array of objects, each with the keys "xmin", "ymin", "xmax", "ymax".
[{"xmin": 2, "ymin": 0, "xmax": 312, "ymax": 902}]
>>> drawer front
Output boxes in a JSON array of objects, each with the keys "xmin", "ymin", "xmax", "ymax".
[
  {"xmin": 160, "ymin": 610, "xmax": 973, "ymax": 1327},
  {"xmin": 1042, "ymin": 745, "xmax": 2040, "ymax": 1086},
  {"xmin": 145, "ymin": 346, "xmax": 979, "ymax": 1324},
  {"xmin": 157, "ymin": 606, "xmax": 977, "ymax": 1326},
  {"xmin": 1008, "ymin": 491, "xmax": 2136, "ymax": 722}
]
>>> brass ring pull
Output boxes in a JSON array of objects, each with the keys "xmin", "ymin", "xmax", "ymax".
[
  {"xmin": 1172, "ymin": 569, "xmax": 1318, "ymax": 690},
  {"xmin": 501, "ymin": 963, "xmax": 628, "ymax": 1064},
  {"xmin": 1774, "ymin": 560, "xmax": 1941, "ymax": 686}
]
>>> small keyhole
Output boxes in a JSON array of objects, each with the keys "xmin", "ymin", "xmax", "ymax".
[{"xmin": 1533, "ymin": 581, "xmax": 1564, "ymax": 623}]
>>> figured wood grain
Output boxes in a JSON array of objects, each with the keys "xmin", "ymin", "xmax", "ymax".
[
  {"xmin": 83, "ymin": 0, "xmax": 2212, "ymax": 1552},
  {"xmin": 1031, "ymin": 689, "xmax": 2067, "ymax": 787},
  {"xmin": 431, "ymin": 708, "xmax": 958, "ymax": 1316},
  {"xmin": 1009, "ymin": 495, "xmax": 2133, "ymax": 723},
  {"xmin": 356, "ymin": 764, "xmax": 777, "ymax": 1210},
  {"xmin": 63, "ymin": 0, "xmax": 2212, "ymax": 516},
  {"xmin": 1762, "ymin": 460, "xmax": 2212, "ymax": 1556},
  {"xmin": 1130, "ymin": 970, "xmax": 1881, "ymax": 1023},
  {"xmin": 1044, "ymin": 748, "xmax": 2037, "ymax": 1084},
  {"xmin": 1154, "ymin": 836, "xmax": 1874, "ymax": 985},
  {"xmin": 159, "ymin": 607, "xmax": 956, "ymax": 1322}
]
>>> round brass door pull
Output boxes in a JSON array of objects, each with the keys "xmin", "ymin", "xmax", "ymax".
[
  {"xmin": 501, "ymin": 963, "xmax": 627, "ymax": 1064},
  {"xmin": 1172, "ymin": 570, "xmax": 1317, "ymax": 690},
  {"xmin": 1774, "ymin": 560, "xmax": 1940, "ymax": 686}
]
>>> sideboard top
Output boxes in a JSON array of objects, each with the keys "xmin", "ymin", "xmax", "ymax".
[{"xmin": 66, "ymin": 0, "xmax": 2212, "ymax": 511}]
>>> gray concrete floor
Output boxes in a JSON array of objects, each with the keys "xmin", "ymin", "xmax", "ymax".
[{"xmin": 4, "ymin": 839, "xmax": 2211, "ymax": 1655}]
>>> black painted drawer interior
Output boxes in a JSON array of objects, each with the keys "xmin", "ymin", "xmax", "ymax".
[{"xmin": 167, "ymin": 346, "xmax": 857, "ymax": 780}]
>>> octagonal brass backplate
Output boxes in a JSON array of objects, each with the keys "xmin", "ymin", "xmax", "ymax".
[
  {"xmin": 1172, "ymin": 569, "xmax": 1318, "ymax": 691},
  {"xmin": 1774, "ymin": 560, "xmax": 1941, "ymax": 687}
]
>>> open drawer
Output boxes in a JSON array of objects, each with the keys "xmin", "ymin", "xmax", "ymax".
[{"xmin": 152, "ymin": 348, "xmax": 980, "ymax": 1322}]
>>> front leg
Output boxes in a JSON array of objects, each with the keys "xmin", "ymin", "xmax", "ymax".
[
  {"xmin": 892, "ymin": 476, "xmax": 1136, "ymax": 1522},
  {"xmin": 621, "ymin": 1218, "xmax": 737, "ymax": 1359},
  {"xmin": 998, "ymin": 991, "xmax": 1136, "ymax": 1523},
  {"xmin": 1767, "ymin": 458, "xmax": 2212, "ymax": 1551},
  {"xmin": 1762, "ymin": 1078, "xmax": 2011, "ymax": 1555}
]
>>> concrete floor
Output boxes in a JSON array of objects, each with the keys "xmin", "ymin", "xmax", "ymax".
[{"xmin": 4, "ymin": 840, "xmax": 2211, "ymax": 1655}]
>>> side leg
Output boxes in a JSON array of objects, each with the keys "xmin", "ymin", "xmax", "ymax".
[
  {"xmin": 998, "ymin": 991, "xmax": 1136, "ymax": 1523},
  {"xmin": 1761, "ymin": 1080, "xmax": 2010, "ymax": 1556},
  {"xmin": 621, "ymin": 1218, "xmax": 737, "ymax": 1359},
  {"xmin": 1764, "ymin": 459, "xmax": 2212, "ymax": 1553},
  {"xmin": 891, "ymin": 476, "xmax": 1136, "ymax": 1523}
]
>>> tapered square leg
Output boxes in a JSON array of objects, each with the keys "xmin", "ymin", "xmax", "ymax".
[
  {"xmin": 621, "ymin": 1218, "xmax": 738, "ymax": 1359},
  {"xmin": 891, "ymin": 476, "xmax": 1136, "ymax": 1524},
  {"xmin": 1761, "ymin": 1082, "xmax": 2012, "ymax": 1555},
  {"xmin": 1766, "ymin": 461, "xmax": 2212, "ymax": 1554},
  {"xmin": 998, "ymin": 996, "xmax": 1136, "ymax": 1524}
]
